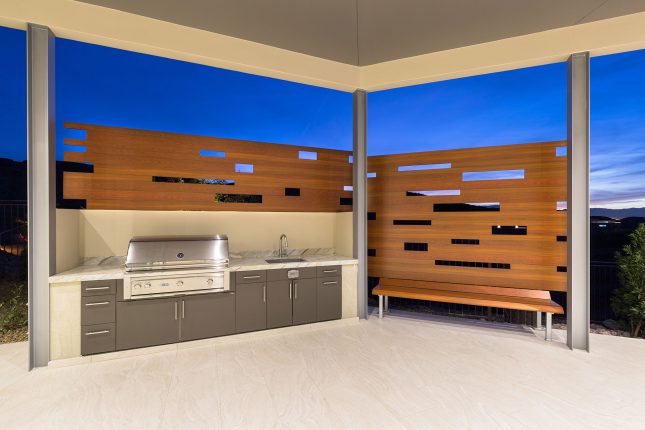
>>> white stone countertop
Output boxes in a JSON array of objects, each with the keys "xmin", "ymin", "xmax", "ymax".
[{"xmin": 49, "ymin": 254, "xmax": 357, "ymax": 284}]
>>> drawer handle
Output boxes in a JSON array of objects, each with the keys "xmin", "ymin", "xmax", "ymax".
[
  {"xmin": 85, "ymin": 286, "xmax": 110, "ymax": 291},
  {"xmin": 85, "ymin": 330, "xmax": 110, "ymax": 336},
  {"xmin": 243, "ymin": 275, "xmax": 261, "ymax": 279},
  {"xmin": 323, "ymin": 281, "xmax": 338, "ymax": 285},
  {"xmin": 85, "ymin": 301, "xmax": 110, "ymax": 307},
  {"xmin": 322, "ymin": 270, "xmax": 337, "ymax": 273}
]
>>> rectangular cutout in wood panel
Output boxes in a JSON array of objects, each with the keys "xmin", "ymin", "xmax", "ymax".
[
  {"xmin": 557, "ymin": 235, "xmax": 567, "ymax": 242},
  {"xmin": 492, "ymin": 225, "xmax": 527, "ymax": 235},
  {"xmin": 298, "ymin": 150, "xmax": 317, "ymax": 160},
  {"xmin": 367, "ymin": 172, "xmax": 376, "ymax": 178},
  {"xmin": 557, "ymin": 266, "xmax": 567, "ymax": 272},
  {"xmin": 368, "ymin": 249, "xmax": 376, "ymax": 257},
  {"xmin": 557, "ymin": 201, "xmax": 567, "ymax": 211},
  {"xmin": 451, "ymin": 239, "xmax": 480, "ymax": 245},
  {"xmin": 344, "ymin": 185, "xmax": 353, "ymax": 191},
  {"xmin": 393, "ymin": 220, "xmax": 431, "ymax": 226},
  {"xmin": 434, "ymin": 202, "xmax": 500, "ymax": 212},
  {"xmin": 404, "ymin": 242, "xmax": 428, "ymax": 251},
  {"xmin": 65, "ymin": 145, "xmax": 86, "ymax": 153},
  {"xmin": 340, "ymin": 197, "xmax": 353, "ymax": 205},
  {"xmin": 153, "ymin": 176, "xmax": 234, "ymax": 185},
  {"xmin": 556, "ymin": 146, "xmax": 567, "ymax": 157},
  {"xmin": 407, "ymin": 190, "xmax": 460, "ymax": 196},
  {"xmin": 462, "ymin": 170, "xmax": 524, "ymax": 181},
  {"xmin": 285, "ymin": 188, "xmax": 300, "ymax": 196},
  {"xmin": 235, "ymin": 163, "xmax": 254, "ymax": 173},
  {"xmin": 435, "ymin": 260, "xmax": 510, "ymax": 269},
  {"xmin": 398, "ymin": 163, "xmax": 451, "ymax": 171},
  {"xmin": 367, "ymin": 212, "xmax": 376, "ymax": 220},
  {"xmin": 214, "ymin": 193, "xmax": 262, "ymax": 203},
  {"xmin": 348, "ymin": 155, "xmax": 353, "ymax": 164},
  {"xmin": 65, "ymin": 129, "xmax": 87, "ymax": 140},
  {"xmin": 199, "ymin": 150, "xmax": 226, "ymax": 157}
]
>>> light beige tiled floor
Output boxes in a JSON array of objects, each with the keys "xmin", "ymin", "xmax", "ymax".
[{"xmin": 1, "ymin": 310, "xmax": 644, "ymax": 429}]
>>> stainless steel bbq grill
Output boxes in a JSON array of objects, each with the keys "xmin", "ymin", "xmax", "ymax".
[{"xmin": 123, "ymin": 235, "xmax": 230, "ymax": 300}]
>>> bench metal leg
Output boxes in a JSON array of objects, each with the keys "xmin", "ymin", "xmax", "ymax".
[
  {"xmin": 384, "ymin": 296, "xmax": 389, "ymax": 313},
  {"xmin": 536, "ymin": 311, "xmax": 542, "ymax": 329},
  {"xmin": 378, "ymin": 295, "xmax": 383, "ymax": 319},
  {"xmin": 545, "ymin": 312, "xmax": 552, "ymax": 341}
]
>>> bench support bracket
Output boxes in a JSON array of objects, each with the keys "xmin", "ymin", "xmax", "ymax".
[
  {"xmin": 378, "ymin": 295, "xmax": 383, "ymax": 319},
  {"xmin": 536, "ymin": 311, "xmax": 543, "ymax": 329}
]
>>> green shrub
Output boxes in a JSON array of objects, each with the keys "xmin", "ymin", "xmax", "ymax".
[
  {"xmin": 612, "ymin": 224, "xmax": 645, "ymax": 337},
  {"xmin": 0, "ymin": 282, "xmax": 28, "ymax": 333}
]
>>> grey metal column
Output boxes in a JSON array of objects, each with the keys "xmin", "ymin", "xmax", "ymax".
[
  {"xmin": 353, "ymin": 89, "xmax": 368, "ymax": 319},
  {"xmin": 566, "ymin": 52, "xmax": 590, "ymax": 351},
  {"xmin": 27, "ymin": 23, "xmax": 56, "ymax": 369}
]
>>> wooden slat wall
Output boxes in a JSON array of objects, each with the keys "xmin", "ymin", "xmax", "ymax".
[
  {"xmin": 367, "ymin": 142, "xmax": 567, "ymax": 292},
  {"xmin": 62, "ymin": 123, "xmax": 353, "ymax": 212}
]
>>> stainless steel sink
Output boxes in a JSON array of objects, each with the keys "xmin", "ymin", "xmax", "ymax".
[{"xmin": 265, "ymin": 257, "xmax": 305, "ymax": 264}]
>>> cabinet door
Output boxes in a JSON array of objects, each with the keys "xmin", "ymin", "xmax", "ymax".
[
  {"xmin": 180, "ymin": 292, "xmax": 236, "ymax": 342},
  {"xmin": 293, "ymin": 278, "xmax": 317, "ymax": 325},
  {"xmin": 317, "ymin": 277, "xmax": 342, "ymax": 322},
  {"xmin": 116, "ymin": 298, "xmax": 179, "ymax": 350},
  {"xmin": 267, "ymin": 280, "xmax": 292, "ymax": 329},
  {"xmin": 235, "ymin": 282, "xmax": 267, "ymax": 333}
]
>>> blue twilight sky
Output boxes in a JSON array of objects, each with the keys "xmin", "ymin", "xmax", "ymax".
[{"xmin": 1, "ymin": 26, "xmax": 645, "ymax": 208}]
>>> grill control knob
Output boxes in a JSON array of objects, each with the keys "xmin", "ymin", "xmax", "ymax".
[
  {"xmin": 144, "ymin": 282, "xmax": 152, "ymax": 288},
  {"xmin": 206, "ymin": 278, "xmax": 214, "ymax": 286},
  {"xmin": 176, "ymin": 280, "xmax": 184, "ymax": 287},
  {"xmin": 133, "ymin": 283, "xmax": 141, "ymax": 290}
]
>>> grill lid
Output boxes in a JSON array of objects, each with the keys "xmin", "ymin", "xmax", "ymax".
[{"xmin": 125, "ymin": 235, "xmax": 229, "ymax": 271}]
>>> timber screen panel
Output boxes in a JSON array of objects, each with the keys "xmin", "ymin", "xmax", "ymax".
[
  {"xmin": 367, "ymin": 141, "xmax": 567, "ymax": 292},
  {"xmin": 62, "ymin": 123, "xmax": 352, "ymax": 212}
]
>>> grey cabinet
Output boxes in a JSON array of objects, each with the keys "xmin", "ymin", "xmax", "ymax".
[
  {"xmin": 116, "ymin": 297, "xmax": 179, "ymax": 350},
  {"xmin": 267, "ymin": 280, "xmax": 292, "ymax": 329},
  {"xmin": 293, "ymin": 278, "xmax": 317, "ymax": 325},
  {"xmin": 81, "ymin": 280, "xmax": 118, "ymax": 355},
  {"xmin": 317, "ymin": 276, "xmax": 342, "ymax": 321},
  {"xmin": 236, "ymin": 282, "xmax": 267, "ymax": 333},
  {"xmin": 181, "ymin": 292, "xmax": 236, "ymax": 341}
]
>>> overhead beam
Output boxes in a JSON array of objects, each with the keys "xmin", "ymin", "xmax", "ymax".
[
  {"xmin": 27, "ymin": 23, "xmax": 56, "ymax": 369},
  {"xmin": 353, "ymin": 90, "xmax": 368, "ymax": 319},
  {"xmin": 360, "ymin": 11, "xmax": 645, "ymax": 91},
  {"xmin": 0, "ymin": 0, "xmax": 359, "ymax": 92},
  {"xmin": 566, "ymin": 52, "xmax": 590, "ymax": 352},
  {"xmin": 2, "ymin": 2, "xmax": 645, "ymax": 92}
]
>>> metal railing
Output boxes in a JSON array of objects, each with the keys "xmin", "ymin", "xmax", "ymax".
[
  {"xmin": 0, "ymin": 200, "xmax": 27, "ymax": 266},
  {"xmin": 590, "ymin": 261, "xmax": 619, "ymax": 322}
]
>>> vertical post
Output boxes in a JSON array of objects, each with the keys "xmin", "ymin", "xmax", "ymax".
[
  {"xmin": 353, "ymin": 89, "xmax": 368, "ymax": 320},
  {"xmin": 27, "ymin": 24, "xmax": 56, "ymax": 369},
  {"xmin": 567, "ymin": 52, "xmax": 590, "ymax": 352}
]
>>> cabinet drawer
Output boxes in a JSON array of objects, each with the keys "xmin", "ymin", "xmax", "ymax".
[
  {"xmin": 317, "ymin": 265, "xmax": 341, "ymax": 278},
  {"xmin": 236, "ymin": 270, "xmax": 266, "ymax": 284},
  {"xmin": 267, "ymin": 267, "xmax": 316, "ymax": 281},
  {"xmin": 81, "ymin": 294, "xmax": 116, "ymax": 325},
  {"xmin": 81, "ymin": 279, "xmax": 117, "ymax": 297},
  {"xmin": 81, "ymin": 322, "xmax": 116, "ymax": 356}
]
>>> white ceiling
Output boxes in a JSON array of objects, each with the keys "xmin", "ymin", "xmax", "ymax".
[{"xmin": 77, "ymin": 0, "xmax": 645, "ymax": 65}]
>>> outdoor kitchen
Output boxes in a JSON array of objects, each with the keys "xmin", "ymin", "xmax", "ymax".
[{"xmin": 45, "ymin": 123, "xmax": 358, "ymax": 363}]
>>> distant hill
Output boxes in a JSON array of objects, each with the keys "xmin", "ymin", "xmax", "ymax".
[{"xmin": 591, "ymin": 207, "xmax": 645, "ymax": 219}]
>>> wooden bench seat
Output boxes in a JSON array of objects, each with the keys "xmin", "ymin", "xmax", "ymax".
[{"xmin": 373, "ymin": 278, "xmax": 564, "ymax": 340}]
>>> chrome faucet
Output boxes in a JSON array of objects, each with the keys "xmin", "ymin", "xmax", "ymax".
[{"xmin": 279, "ymin": 234, "xmax": 288, "ymax": 258}]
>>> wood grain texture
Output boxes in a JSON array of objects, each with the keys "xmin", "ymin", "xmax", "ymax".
[
  {"xmin": 373, "ymin": 279, "xmax": 564, "ymax": 313},
  {"xmin": 368, "ymin": 142, "xmax": 567, "ymax": 292},
  {"xmin": 62, "ymin": 123, "xmax": 352, "ymax": 212}
]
